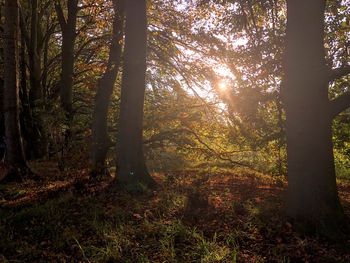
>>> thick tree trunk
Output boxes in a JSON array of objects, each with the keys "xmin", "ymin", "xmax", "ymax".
[
  {"xmin": 117, "ymin": 0, "xmax": 155, "ymax": 187},
  {"xmin": 3, "ymin": 0, "xmax": 27, "ymax": 176},
  {"xmin": 284, "ymin": 0, "xmax": 345, "ymax": 230},
  {"xmin": 91, "ymin": 0, "xmax": 124, "ymax": 176}
]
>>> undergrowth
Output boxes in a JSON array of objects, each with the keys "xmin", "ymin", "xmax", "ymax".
[{"xmin": 0, "ymin": 170, "xmax": 349, "ymax": 262}]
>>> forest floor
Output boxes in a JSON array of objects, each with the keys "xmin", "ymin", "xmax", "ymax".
[{"xmin": 0, "ymin": 162, "xmax": 350, "ymax": 262}]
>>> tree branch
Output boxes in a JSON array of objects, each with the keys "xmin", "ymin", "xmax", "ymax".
[
  {"xmin": 54, "ymin": 2, "xmax": 67, "ymax": 29},
  {"xmin": 19, "ymin": 7, "xmax": 30, "ymax": 48},
  {"xmin": 328, "ymin": 65, "xmax": 350, "ymax": 82},
  {"xmin": 330, "ymin": 91, "xmax": 350, "ymax": 118},
  {"xmin": 145, "ymin": 128, "xmax": 250, "ymax": 168}
]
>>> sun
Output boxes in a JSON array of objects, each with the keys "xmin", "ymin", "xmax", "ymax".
[{"xmin": 217, "ymin": 80, "xmax": 228, "ymax": 91}]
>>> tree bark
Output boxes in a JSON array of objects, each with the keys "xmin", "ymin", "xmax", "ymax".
[
  {"xmin": 55, "ymin": 0, "xmax": 78, "ymax": 119},
  {"xmin": 0, "ymin": 77, "xmax": 4, "ymax": 140},
  {"xmin": 3, "ymin": 0, "xmax": 27, "ymax": 176},
  {"xmin": 19, "ymin": 0, "xmax": 47, "ymax": 159},
  {"xmin": 0, "ymin": 5, "xmax": 3, "ymax": 141},
  {"xmin": 91, "ymin": 0, "xmax": 124, "ymax": 177},
  {"xmin": 117, "ymin": 0, "xmax": 155, "ymax": 188},
  {"xmin": 28, "ymin": 0, "xmax": 42, "ymax": 109},
  {"xmin": 19, "ymin": 30, "xmax": 32, "ymax": 158},
  {"xmin": 283, "ymin": 0, "xmax": 346, "ymax": 230}
]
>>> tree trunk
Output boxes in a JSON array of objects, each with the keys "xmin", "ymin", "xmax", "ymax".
[
  {"xmin": 27, "ymin": 0, "xmax": 42, "ymax": 111},
  {"xmin": 0, "ymin": 4, "xmax": 3, "ymax": 138},
  {"xmin": 117, "ymin": 0, "xmax": 155, "ymax": 188},
  {"xmin": 0, "ymin": 77, "xmax": 4, "ymax": 140},
  {"xmin": 3, "ymin": 0, "xmax": 27, "ymax": 176},
  {"xmin": 91, "ymin": 0, "xmax": 124, "ymax": 177},
  {"xmin": 55, "ymin": 0, "xmax": 78, "ymax": 119},
  {"xmin": 19, "ymin": 0, "xmax": 47, "ymax": 159},
  {"xmin": 54, "ymin": 0, "xmax": 78, "ymax": 170},
  {"xmin": 19, "ymin": 29, "xmax": 32, "ymax": 158},
  {"xmin": 283, "ymin": 0, "xmax": 345, "ymax": 230}
]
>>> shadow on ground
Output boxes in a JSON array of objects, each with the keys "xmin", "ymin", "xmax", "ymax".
[{"xmin": 0, "ymin": 164, "xmax": 349, "ymax": 262}]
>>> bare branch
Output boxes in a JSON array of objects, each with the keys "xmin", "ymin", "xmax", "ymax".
[
  {"xmin": 328, "ymin": 65, "xmax": 350, "ymax": 82},
  {"xmin": 54, "ymin": 2, "xmax": 67, "ymax": 29},
  {"xmin": 330, "ymin": 91, "xmax": 350, "ymax": 118},
  {"xmin": 145, "ymin": 128, "xmax": 251, "ymax": 168}
]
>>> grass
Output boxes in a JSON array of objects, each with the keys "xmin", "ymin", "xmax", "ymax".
[{"xmin": 0, "ymin": 166, "xmax": 350, "ymax": 262}]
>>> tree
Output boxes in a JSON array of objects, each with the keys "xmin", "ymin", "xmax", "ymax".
[
  {"xmin": 91, "ymin": 0, "xmax": 124, "ymax": 176},
  {"xmin": 0, "ymin": 4, "xmax": 3, "ymax": 141},
  {"xmin": 0, "ymin": 77, "xmax": 4, "ymax": 142},
  {"xmin": 55, "ymin": 0, "xmax": 79, "ymax": 119},
  {"xmin": 283, "ymin": 0, "xmax": 349, "ymax": 230},
  {"xmin": 117, "ymin": 0, "xmax": 156, "ymax": 188},
  {"xmin": 3, "ymin": 0, "xmax": 27, "ymax": 177},
  {"xmin": 19, "ymin": 0, "xmax": 48, "ymax": 158}
]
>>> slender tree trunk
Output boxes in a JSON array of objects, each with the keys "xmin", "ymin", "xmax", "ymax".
[
  {"xmin": 60, "ymin": 27, "xmax": 76, "ymax": 117},
  {"xmin": 19, "ymin": 31, "xmax": 31, "ymax": 157},
  {"xmin": 3, "ymin": 0, "xmax": 27, "ymax": 176},
  {"xmin": 28, "ymin": 0, "xmax": 42, "ymax": 109},
  {"xmin": 42, "ymin": 23, "xmax": 50, "ymax": 100},
  {"xmin": 19, "ymin": 0, "xmax": 47, "ymax": 159},
  {"xmin": 117, "ymin": 0, "xmax": 155, "ymax": 187},
  {"xmin": 55, "ymin": 0, "xmax": 78, "ymax": 119},
  {"xmin": 0, "ymin": 5, "xmax": 5, "ymax": 138},
  {"xmin": 54, "ymin": 0, "xmax": 78, "ymax": 170},
  {"xmin": 0, "ymin": 77, "xmax": 4, "ymax": 139},
  {"xmin": 91, "ymin": 0, "xmax": 124, "ymax": 176},
  {"xmin": 283, "ymin": 0, "xmax": 345, "ymax": 230}
]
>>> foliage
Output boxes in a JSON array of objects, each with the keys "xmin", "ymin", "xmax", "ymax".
[
  {"xmin": 0, "ymin": 0, "xmax": 348, "ymax": 176},
  {"xmin": 0, "ymin": 0, "xmax": 350, "ymax": 259}
]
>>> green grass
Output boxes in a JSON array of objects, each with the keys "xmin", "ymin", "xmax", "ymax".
[
  {"xmin": 0, "ymin": 171, "xmax": 349, "ymax": 262},
  {"xmin": 0, "ymin": 187, "xmax": 236, "ymax": 262}
]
